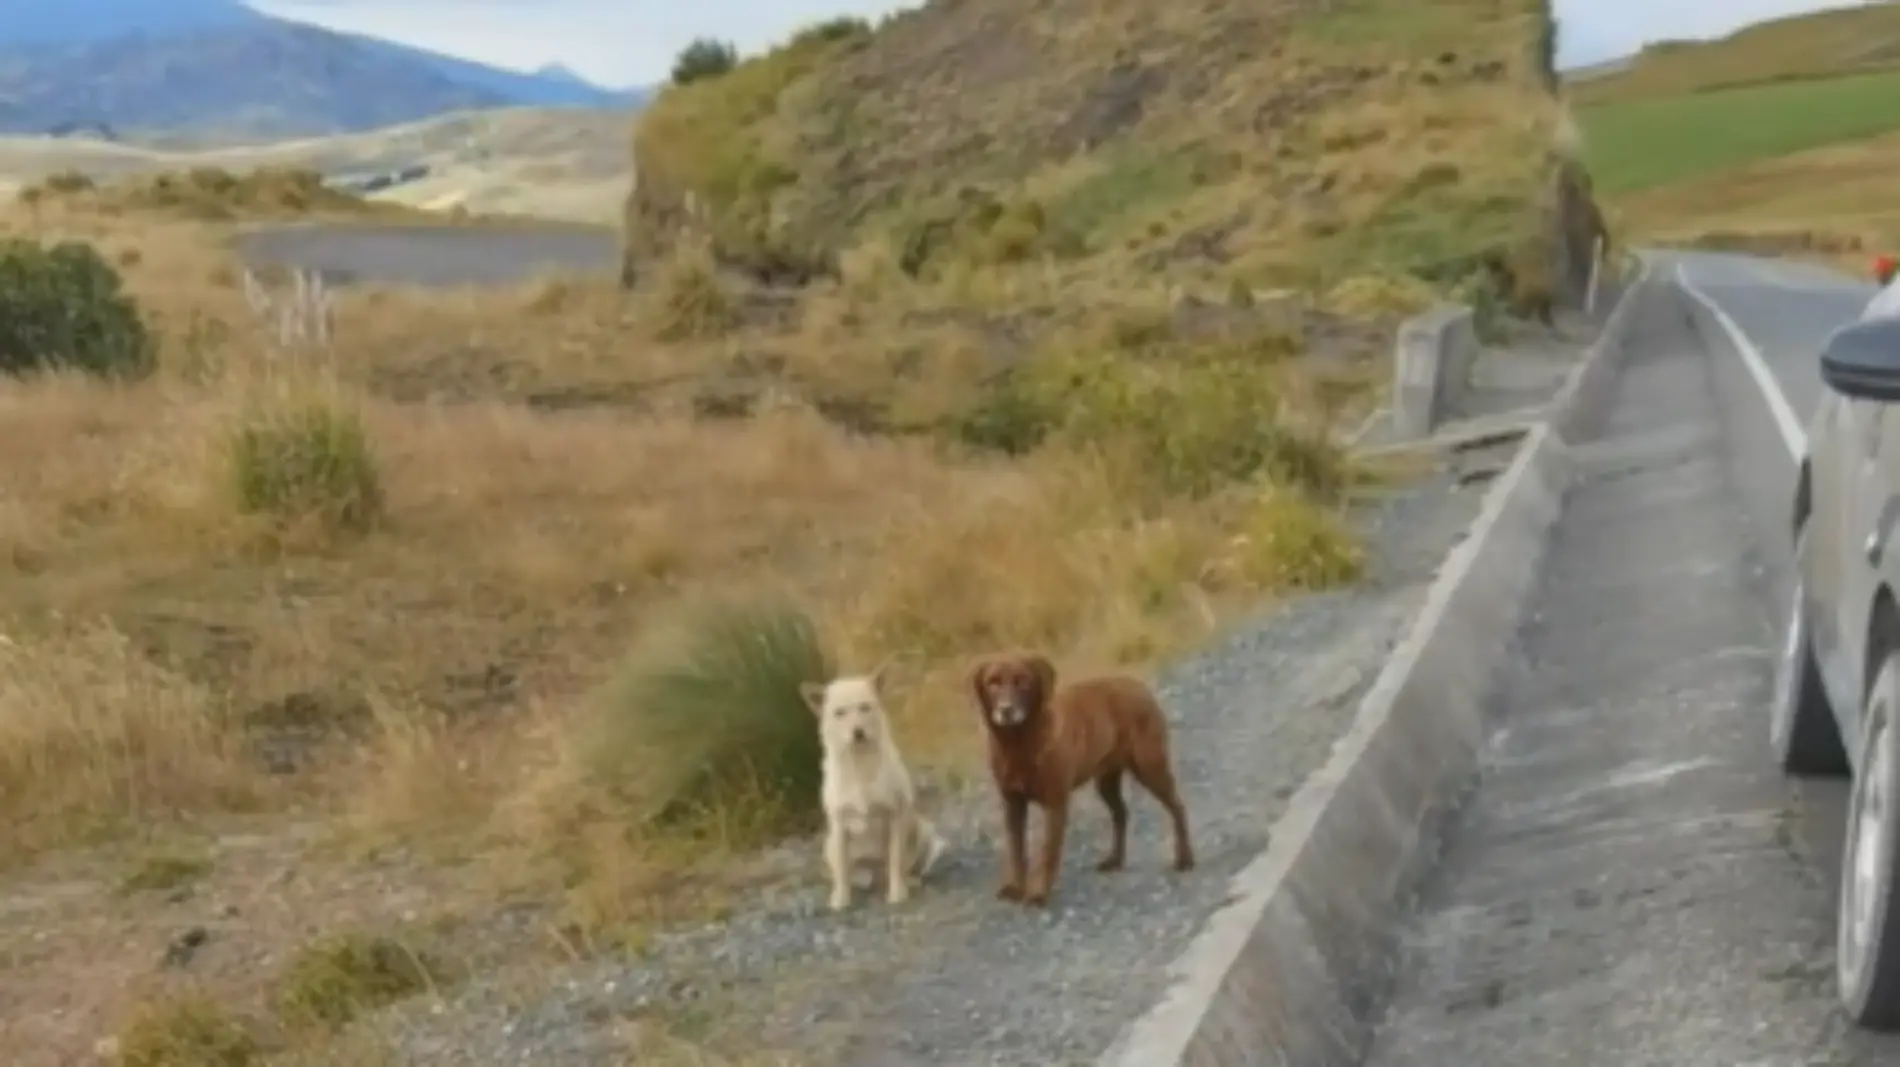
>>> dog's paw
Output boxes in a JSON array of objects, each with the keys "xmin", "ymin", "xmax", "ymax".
[
  {"xmin": 828, "ymin": 890, "xmax": 852, "ymax": 912},
  {"xmin": 1021, "ymin": 886, "xmax": 1049, "ymax": 907},
  {"xmin": 995, "ymin": 881, "xmax": 1025, "ymax": 902},
  {"xmin": 886, "ymin": 884, "xmax": 911, "ymax": 906},
  {"xmin": 1173, "ymin": 852, "xmax": 1196, "ymax": 873},
  {"xmin": 1095, "ymin": 855, "xmax": 1124, "ymax": 873}
]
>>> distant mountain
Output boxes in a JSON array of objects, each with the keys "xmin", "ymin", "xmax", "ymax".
[{"xmin": 0, "ymin": 0, "xmax": 647, "ymax": 141}]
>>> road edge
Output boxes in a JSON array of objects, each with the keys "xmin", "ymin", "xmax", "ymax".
[{"xmin": 1095, "ymin": 265, "xmax": 1650, "ymax": 1067}]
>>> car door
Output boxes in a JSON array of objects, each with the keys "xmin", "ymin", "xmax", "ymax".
[
  {"xmin": 1834, "ymin": 394, "xmax": 1891, "ymax": 741},
  {"xmin": 1809, "ymin": 387, "xmax": 1854, "ymax": 705},
  {"xmin": 1835, "ymin": 281, "xmax": 1900, "ymax": 731}
]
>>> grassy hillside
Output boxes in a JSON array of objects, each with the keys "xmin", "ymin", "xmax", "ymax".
[
  {"xmin": 1573, "ymin": 3, "xmax": 1900, "ymax": 259},
  {"xmin": 1570, "ymin": 1, "xmax": 1900, "ymax": 105},
  {"xmin": 1578, "ymin": 68, "xmax": 1900, "ymax": 194},
  {"xmin": 626, "ymin": 0, "xmax": 1598, "ymax": 319}
]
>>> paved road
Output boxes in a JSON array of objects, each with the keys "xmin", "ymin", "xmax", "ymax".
[
  {"xmin": 1361, "ymin": 258, "xmax": 1900, "ymax": 1064},
  {"xmin": 231, "ymin": 222, "xmax": 620, "ymax": 287}
]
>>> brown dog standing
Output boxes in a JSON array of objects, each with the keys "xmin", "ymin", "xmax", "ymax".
[{"xmin": 970, "ymin": 653, "xmax": 1194, "ymax": 906}]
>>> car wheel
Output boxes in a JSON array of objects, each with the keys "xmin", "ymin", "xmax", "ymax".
[
  {"xmin": 1839, "ymin": 652, "xmax": 1900, "ymax": 1029},
  {"xmin": 1774, "ymin": 523, "xmax": 1850, "ymax": 775}
]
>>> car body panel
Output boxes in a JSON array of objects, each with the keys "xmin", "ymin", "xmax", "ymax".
[{"xmin": 1802, "ymin": 273, "xmax": 1900, "ymax": 769}]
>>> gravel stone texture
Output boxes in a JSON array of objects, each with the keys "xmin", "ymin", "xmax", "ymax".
[{"xmin": 365, "ymin": 461, "xmax": 1495, "ymax": 1067}]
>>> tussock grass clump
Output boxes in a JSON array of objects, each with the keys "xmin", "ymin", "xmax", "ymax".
[
  {"xmin": 274, "ymin": 932, "xmax": 441, "ymax": 1030},
  {"xmin": 1236, "ymin": 488, "xmax": 1367, "ymax": 590},
  {"xmin": 0, "ymin": 624, "xmax": 247, "ymax": 865},
  {"xmin": 574, "ymin": 598, "xmax": 831, "ymax": 837},
  {"xmin": 645, "ymin": 243, "xmax": 738, "ymax": 340},
  {"xmin": 116, "ymin": 994, "xmax": 260, "ymax": 1067},
  {"xmin": 117, "ymin": 849, "xmax": 214, "ymax": 896},
  {"xmin": 226, "ymin": 385, "xmax": 383, "ymax": 534},
  {"xmin": 0, "ymin": 237, "xmax": 153, "ymax": 378}
]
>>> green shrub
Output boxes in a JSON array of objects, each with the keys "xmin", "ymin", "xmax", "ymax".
[
  {"xmin": 957, "ymin": 323, "xmax": 1345, "ymax": 503},
  {"xmin": 578, "ymin": 598, "xmax": 832, "ymax": 836},
  {"xmin": 672, "ymin": 38, "xmax": 739, "ymax": 86},
  {"xmin": 790, "ymin": 17, "xmax": 872, "ymax": 48},
  {"xmin": 41, "ymin": 169, "xmax": 95, "ymax": 194},
  {"xmin": 117, "ymin": 995, "xmax": 259, "ymax": 1067},
  {"xmin": 273, "ymin": 932, "xmax": 437, "ymax": 1030},
  {"xmin": 1237, "ymin": 487, "xmax": 1365, "ymax": 590},
  {"xmin": 895, "ymin": 190, "xmax": 1085, "ymax": 278},
  {"xmin": 953, "ymin": 365, "xmax": 1061, "ymax": 456},
  {"xmin": 226, "ymin": 391, "xmax": 383, "ymax": 532},
  {"xmin": 0, "ymin": 238, "xmax": 153, "ymax": 378}
]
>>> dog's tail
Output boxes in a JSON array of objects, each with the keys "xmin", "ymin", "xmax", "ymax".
[{"xmin": 914, "ymin": 819, "xmax": 949, "ymax": 879}]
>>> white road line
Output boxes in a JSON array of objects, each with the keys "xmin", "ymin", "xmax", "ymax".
[{"xmin": 1674, "ymin": 262, "xmax": 1807, "ymax": 460}]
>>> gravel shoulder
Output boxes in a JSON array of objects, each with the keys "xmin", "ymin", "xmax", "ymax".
[{"xmin": 362, "ymin": 438, "xmax": 1515, "ymax": 1066}]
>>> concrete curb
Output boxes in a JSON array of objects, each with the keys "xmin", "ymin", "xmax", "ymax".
[
  {"xmin": 1096, "ymin": 262, "xmax": 1651, "ymax": 1067},
  {"xmin": 1390, "ymin": 304, "xmax": 1479, "ymax": 440}
]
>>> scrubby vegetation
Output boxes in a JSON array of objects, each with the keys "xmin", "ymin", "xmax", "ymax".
[
  {"xmin": 0, "ymin": 0, "xmax": 1599, "ymax": 1063},
  {"xmin": 18, "ymin": 165, "xmax": 382, "ymax": 221},
  {"xmin": 627, "ymin": 0, "xmax": 1595, "ymax": 315}
]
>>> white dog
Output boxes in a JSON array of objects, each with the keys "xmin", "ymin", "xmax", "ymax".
[{"xmin": 800, "ymin": 666, "xmax": 947, "ymax": 911}]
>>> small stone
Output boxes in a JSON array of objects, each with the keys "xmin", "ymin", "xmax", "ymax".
[{"xmin": 162, "ymin": 926, "xmax": 209, "ymax": 969}]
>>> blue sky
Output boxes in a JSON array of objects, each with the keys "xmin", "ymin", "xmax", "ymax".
[{"xmin": 252, "ymin": 0, "xmax": 1872, "ymax": 86}]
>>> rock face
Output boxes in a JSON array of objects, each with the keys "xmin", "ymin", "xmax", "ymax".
[{"xmin": 1543, "ymin": 154, "xmax": 1612, "ymax": 311}]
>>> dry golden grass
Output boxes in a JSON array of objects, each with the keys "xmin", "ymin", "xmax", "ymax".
[
  {"xmin": 0, "ymin": 170, "xmax": 1371, "ymax": 1066},
  {"xmin": 0, "ymin": 0, "xmax": 1590, "ymax": 1062}
]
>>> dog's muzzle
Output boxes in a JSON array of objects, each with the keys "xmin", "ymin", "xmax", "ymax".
[{"xmin": 989, "ymin": 701, "xmax": 1028, "ymax": 727}]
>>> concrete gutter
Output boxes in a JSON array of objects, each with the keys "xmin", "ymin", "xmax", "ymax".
[{"xmin": 1096, "ymin": 262, "xmax": 1650, "ymax": 1067}]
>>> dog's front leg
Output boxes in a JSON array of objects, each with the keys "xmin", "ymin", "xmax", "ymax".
[
  {"xmin": 884, "ymin": 811, "xmax": 912, "ymax": 905},
  {"xmin": 824, "ymin": 821, "xmax": 852, "ymax": 912},
  {"xmin": 1024, "ymin": 793, "xmax": 1068, "ymax": 907},
  {"xmin": 997, "ymin": 793, "xmax": 1030, "ymax": 901}
]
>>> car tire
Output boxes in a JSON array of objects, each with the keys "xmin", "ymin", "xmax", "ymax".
[
  {"xmin": 1839, "ymin": 652, "xmax": 1900, "ymax": 1029},
  {"xmin": 1774, "ymin": 523, "xmax": 1849, "ymax": 775}
]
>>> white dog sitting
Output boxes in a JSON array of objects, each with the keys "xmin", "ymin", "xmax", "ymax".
[{"xmin": 800, "ymin": 666, "xmax": 947, "ymax": 911}]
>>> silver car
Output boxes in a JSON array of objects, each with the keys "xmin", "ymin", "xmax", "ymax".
[{"xmin": 1777, "ymin": 254, "xmax": 1900, "ymax": 1028}]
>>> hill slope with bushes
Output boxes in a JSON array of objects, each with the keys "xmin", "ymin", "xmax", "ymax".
[{"xmin": 625, "ymin": 0, "xmax": 1604, "ymax": 320}]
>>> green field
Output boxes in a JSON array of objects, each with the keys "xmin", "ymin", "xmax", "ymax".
[{"xmin": 1578, "ymin": 68, "xmax": 1900, "ymax": 194}]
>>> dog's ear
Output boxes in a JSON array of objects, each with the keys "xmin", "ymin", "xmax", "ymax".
[
  {"xmin": 1026, "ymin": 654, "xmax": 1057, "ymax": 708},
  {"xmin": 968, "ymin": 660, "xmax": 995, "ymax": 712},
  {"xmin": 799, "ymin": 681, "xmax": 828, "ymax": 716},
  {"xmin": 868, "ymin": 654, "xmax": 897, "ymax": 696}
]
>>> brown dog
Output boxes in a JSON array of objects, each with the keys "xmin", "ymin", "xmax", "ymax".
[{"xmin": 969, "ymin": 653, "xmax": 1194, "ymax": 906}]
